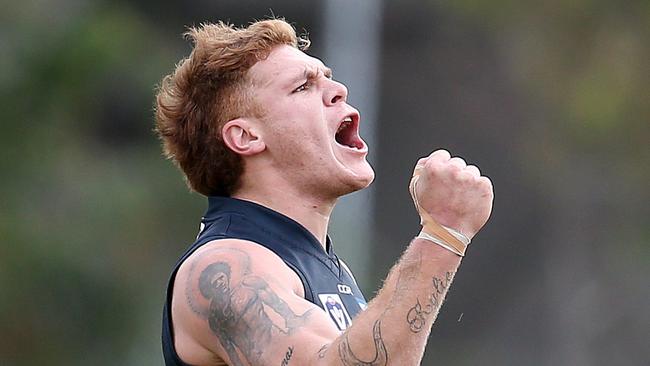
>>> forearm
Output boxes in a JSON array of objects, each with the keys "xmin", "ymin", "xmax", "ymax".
[{"xmin": 316, "ymin": 238, "xmax": 462, "ymax": 366}]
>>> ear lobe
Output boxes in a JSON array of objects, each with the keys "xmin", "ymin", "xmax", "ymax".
[{"xmin": 221, "ymin": 119, "xmax": 266, "ymax": 156}]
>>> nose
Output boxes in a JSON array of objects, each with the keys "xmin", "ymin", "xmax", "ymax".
[{"xmin": 323, "ymin": 79, "xmax": 348, "ymax": 106}]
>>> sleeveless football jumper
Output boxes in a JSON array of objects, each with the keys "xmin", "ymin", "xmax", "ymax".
[{"xmin": 162, "ymin": 196, "xmax": 367, "ymax": 366}]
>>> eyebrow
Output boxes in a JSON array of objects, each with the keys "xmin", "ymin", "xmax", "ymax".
[{"xmin": 289, "ymin": 66, "xmax": 333, "ymax": 86}]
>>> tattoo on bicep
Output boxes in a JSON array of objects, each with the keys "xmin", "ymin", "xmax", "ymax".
[
  {"xmin": 406, "ymin": 271, "xmax": 455, "ymax": 333},
  {"xmin": 280, "ymin": 346, "xmax": 294, "ymax": 366},
  {"xmin": 185, "ymin": 247, "xmax": 251, "ymax": 318},
  {"xmin": 188, "ymin": 248, "xmax": 313, "ymax": 366},
  {"xmin": 338, "ymin": 319, "xmax": 388, "ymax": 366}
]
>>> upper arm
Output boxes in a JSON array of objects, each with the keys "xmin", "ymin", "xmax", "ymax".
[{"xmin": 172, "ymin": 239, "xmax": 341, "ymax": 366}]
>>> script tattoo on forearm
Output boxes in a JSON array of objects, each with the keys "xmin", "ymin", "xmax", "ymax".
[
  {"xmin": 338, "ymin": 319, "xmax": 388, "ymax": 366},
  {"xmin": 406, "ymin": 271, "xmax": 455, "ymax": 333},
  {"xmin": 188, "ymin": 248, "xmax": 313, "ymax": 366}
]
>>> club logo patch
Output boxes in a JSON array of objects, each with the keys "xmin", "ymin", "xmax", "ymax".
[
  {"xmin": 337, "ymin": 284, "xmax": 352, "ymax": 295},
  {"xmin": 318, "ymin": 294, "xmax": 352, "ymax": 330}
]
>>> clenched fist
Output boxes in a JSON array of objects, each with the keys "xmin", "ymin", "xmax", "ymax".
[{"xmin": 411, "ymin": 149, "xmax": 493, "ymax": 240}]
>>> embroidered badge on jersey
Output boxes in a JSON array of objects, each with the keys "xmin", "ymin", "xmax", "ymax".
[
  {"xmin": 318, "ymin": 294, "xmax": 352, "ymax": 330},
  {"xmin": 337, "ymin": 284, "xmax": 352, "ymax": 295}
]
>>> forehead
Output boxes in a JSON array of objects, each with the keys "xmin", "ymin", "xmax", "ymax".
[{"xmin": 248, "ymin": 45, "xmax": 328, "ymax": 87}]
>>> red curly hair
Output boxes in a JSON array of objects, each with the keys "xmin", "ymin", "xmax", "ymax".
[{"xmin": 155, "ymin": 19, "xmax": 310, "ymax": 196}]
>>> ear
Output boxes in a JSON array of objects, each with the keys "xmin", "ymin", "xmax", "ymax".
[{"xmin": 221, "ymin": 118, "xmax": 266, "ymax": 156}]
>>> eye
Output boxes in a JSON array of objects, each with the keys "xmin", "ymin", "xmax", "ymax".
[{"xmin": 293, "ymin": 81, "xmax": 311, "ymax": 93}]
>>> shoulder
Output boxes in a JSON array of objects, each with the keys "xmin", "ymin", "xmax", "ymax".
[
  {"xmin": 176, "ymin": 238, "xmax": 305, "ymax": 301},
  {"xmin": 170, "ymin": 239, "xmax": 328, "ymax": 365}
]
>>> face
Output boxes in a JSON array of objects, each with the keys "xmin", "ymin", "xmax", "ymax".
[{"xmin": 247, "ymin": 45, "xmax": 375, "ymax": 199}]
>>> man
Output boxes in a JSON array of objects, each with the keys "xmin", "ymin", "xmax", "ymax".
[{"xmin": 155, "ymin": 18, "xmax": 493, "ymax": 366}]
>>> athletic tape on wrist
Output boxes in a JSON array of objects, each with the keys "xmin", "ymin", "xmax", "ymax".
[
  {"xmin": 443, "ymin": 225, "xmax": 470, "ymax": 246},
  {"xmin": 409, "ymin": 167, "xmax": 470, "ymax": 256},
  {"xmin": 417, "ymin": 230, "xmax": 464, "ymax": 256}
]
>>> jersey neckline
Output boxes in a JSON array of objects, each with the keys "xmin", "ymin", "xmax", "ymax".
[{"xmin": 204, "ymin": 196, "xmax": 337, "ymax": 263}]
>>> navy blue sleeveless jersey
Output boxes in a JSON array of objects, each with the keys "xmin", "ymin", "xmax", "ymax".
[{"xmin": 162, "ymin": 196, "xmax": 367, "ymax": 366}]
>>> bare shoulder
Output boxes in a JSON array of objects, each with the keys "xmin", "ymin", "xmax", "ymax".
[
  {"xmin": 171, "ymin": 239, "xmax": 336, "ymax": 366},
  {"xmin": 178, "ymin": 239, "xmax": 304, "ymax": 296}
]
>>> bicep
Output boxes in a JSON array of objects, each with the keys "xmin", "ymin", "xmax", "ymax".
[{"xmin": 175, "ymin": 242, "xmax": 341, "ymax": 366}]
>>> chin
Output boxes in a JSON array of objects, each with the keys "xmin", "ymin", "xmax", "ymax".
[
  {"xmin": 340, "ymin": 164, "xmax": 375, "ymax": 195},
  {"xmin": 356, "ymin": 166, "xmax": 376, "ymax": 188}
]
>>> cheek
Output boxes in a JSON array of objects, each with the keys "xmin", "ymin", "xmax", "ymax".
[{"xmin": 262, "ymin": 111, "xmax": 331, "ymax": 151}]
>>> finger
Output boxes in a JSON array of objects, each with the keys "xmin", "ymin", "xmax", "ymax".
[
  {"xmin": 414, "ymin": 157, "xmax": 428, "ymax": 169},
  {"xmin": 465, "ymin": 165, "xmax": 481, "ymax": 177},
  {"xmin": 430, "ymin": 149, "xmax": 451, "ymax": 161},
  {"xmin": 479, "ymin": 176, "xmax": 494, "ymax": 193},
  {"xmin": 413, "ymin": 158, "xmax": 427, "ymax": 175},
  {"xmin": 448, "ymin": 156, "xmax": 467, "ymax": 170}
]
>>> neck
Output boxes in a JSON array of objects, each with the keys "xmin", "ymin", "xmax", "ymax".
[{"xmin": 232, "ymin": 184, "xmax": 336, "ymax": 248}]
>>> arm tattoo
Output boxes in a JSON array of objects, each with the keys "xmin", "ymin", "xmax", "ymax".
[
  {"xmin": 338, "ymin": 319, "xmax": 388, "ymax": 366},
  {"xmin": 187, "ymin": 248, "xmax": 313, "ymax": 366},
  {"xmin": 280, "ymin": 346, "xmax": 294, "ymax": 366},
  {"xmin": 406, "ymin": 271, "xmax": 455, "ymax": 333},
  {"xmin": 317, "ymin": 344, "xmax": 328, "ymax": 359}
]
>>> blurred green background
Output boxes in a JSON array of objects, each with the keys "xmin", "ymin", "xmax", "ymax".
[{"xmin": 1, "ymin": 1, "xmax": 648, "ymax": 365}]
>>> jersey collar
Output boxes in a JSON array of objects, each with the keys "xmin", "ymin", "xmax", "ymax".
[{"xmin": 204, "ymin": 196, "xmax": 336, "ymax": 259}]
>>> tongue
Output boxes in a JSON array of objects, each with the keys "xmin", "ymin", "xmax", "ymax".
[{"xmin": 337, "ymin": 129, "xmax": 363, "ymax": 150}]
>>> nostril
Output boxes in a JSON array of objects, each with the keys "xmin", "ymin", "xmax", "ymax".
[{"xmin": 331, "ymin": 95, "xmax": 343, "ymax": 104}]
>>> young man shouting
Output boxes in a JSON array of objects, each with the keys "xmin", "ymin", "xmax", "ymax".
[{"xmin": 155, "ymin": 18, "xmax": 493, "ymax": 366}]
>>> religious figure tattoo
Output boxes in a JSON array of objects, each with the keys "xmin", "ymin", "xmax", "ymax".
[{"xmin": 186, "ymin": 248, "xmax": 313, "ymax": 366}]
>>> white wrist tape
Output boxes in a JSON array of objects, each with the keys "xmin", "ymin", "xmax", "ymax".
[{"xmin": 417, "ymin": 230, "xmax": 465, "ymax": 256}]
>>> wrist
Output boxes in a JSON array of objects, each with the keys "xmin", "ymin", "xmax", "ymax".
[
  {"xmin": 423, "ymin": 217, "xmax": 475, "ymax": 241},
  {"xmin": 416, "ymin": 231, "xmax": 461, "ymax": 256},
  {"xmin": 418, "ymin": 223, "xmax": 469, "ymax": 257}
]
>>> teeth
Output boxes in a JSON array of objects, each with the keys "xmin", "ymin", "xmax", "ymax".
[
  {"xmin": 336, "ymin": 117, "xmax": 352, "ymax": 133},
  {"xmin": 337, "ymin": 117, "xmax": 353, "ymax": 133}
]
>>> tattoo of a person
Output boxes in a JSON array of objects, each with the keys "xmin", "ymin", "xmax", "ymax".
[
  {"xmin": 339, "ymin": 319, "xmax": 388, "ymax": 366},
  {"xmin": 190, "ymin": 249, "xmax": 313, "ymax": 365},
  {"xmin": 406, "ymin": 271, "xmax": 455, "ymax": 333},
  {"xmin": 280, "ymin": 346, "xmax": 294, "ymax": 366}
]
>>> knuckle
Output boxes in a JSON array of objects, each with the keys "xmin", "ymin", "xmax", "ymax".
[
  {"xmin": 414, "ymin": 158, "xmax": 427, "ymax": 171},
  {"xmin": 479, "ymin": 176, "xmax": 493, "ymax": 192},
  {"xmin": 466, "ymin": 165, "xmax": 481, "ymax": 176},
  {"xmin": 458, "ymin": 171, "xmax": 473, "ymax": 183},
  {"xmin": 447, "ymin": 162, "xmax": 463, "ymax": 173},
  {"xmin": 425, "ymin": 163, "xmax": 443, "ymax": 178},
  {"xmin": 432, "ymin": 149, "xmax": 451, "ymax": 160},
  {"xmin": 425, "ymin": 156, "xmax": 442, "ymax": 169},
  {"xmin": 481, "ymin": 175, "xmax": 493, "ymax": 186},
  {"xmin": 450, "ymin": 156, "xmax": 467, "ymax": 166}
]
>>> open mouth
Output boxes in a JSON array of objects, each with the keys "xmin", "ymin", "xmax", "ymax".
[{"xmin": 335, "ymin": 115, "xmax": 365, "ymax": 150}]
